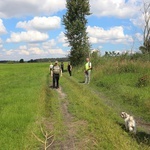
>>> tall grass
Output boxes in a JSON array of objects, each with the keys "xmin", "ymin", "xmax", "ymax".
[
  {"xmin": 73, "ymin": 57, "xmax": 150, "ymax": 122},
  {"xmin": 101, "ymin": 59, "xmax": 149, "ymax": 121},
  {"xmin": 70, "ymin": 57, "xmax": 150, "ymax": 148}
]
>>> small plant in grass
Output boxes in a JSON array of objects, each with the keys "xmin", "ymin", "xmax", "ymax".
[{"xmin": 136, "ymin": 75, "xmax": 149, "ymax": 87}]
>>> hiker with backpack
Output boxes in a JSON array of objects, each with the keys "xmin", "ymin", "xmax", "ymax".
[
  {"xmin": 52, "ymin": 61, "xmax": 62, "ymax": 89},
  {"xmin": 84, "ymin": 57, "xmax": 92, "ymax": 84}
]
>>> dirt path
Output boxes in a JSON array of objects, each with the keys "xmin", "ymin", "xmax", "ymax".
[
  {"xmin": 57, "ymin": 87, "xmax": 76, "ymax": 149},
  {"xmin": 50, "ymin": 87, "xmax": 77, "ymax": 149}
]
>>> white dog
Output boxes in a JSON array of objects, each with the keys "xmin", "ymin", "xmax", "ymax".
[{"xmin": 121, "ymin": 112, "xmax": 136, "ymax": 134}]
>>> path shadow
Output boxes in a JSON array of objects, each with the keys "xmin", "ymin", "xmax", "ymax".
[
  {"xmin": 117, "ymin": 122, "xmax": 126, "ymax": 131},
  {"xmin": 117, "ymin": 122, "xmax": 150, "ymax": 146},
  {"xmin": 62, "ymin": 69, "xmax": 68, "ymax": 73},
  {"xmin": 135, "ymin": 131, "xmax": 150, "ymax": 146},
  {"xmin": 49, "ymin": 85, "xmax": 53, "ymax": 88},
  {"xmin": 79, "ymin": 81, "xmax": 85, "ymax": 83}
]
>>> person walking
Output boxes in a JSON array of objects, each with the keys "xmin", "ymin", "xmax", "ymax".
[
  {"xmin": 84, "ymin": 57, "xmax": 92, "ymax": 84},
  {"xmin": 67, "ymin": 62, "xmax": 72, "ymax": 76},
  {"xmin": 49, "ymin": 63, "xmax": 53, "ymax": 75},
  {"xmin": 52, "ymin": 61, "xmax": 62, "ymax": 89}
]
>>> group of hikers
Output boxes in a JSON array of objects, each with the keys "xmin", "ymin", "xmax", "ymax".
[{"xmin": 49, "ymin": 57, "xmax": 92, "ymax": 89}]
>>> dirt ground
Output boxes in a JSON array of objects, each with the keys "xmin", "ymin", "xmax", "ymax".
[{"xmin": 48, "ymin": 87, "xmax": 87, "ymax": 150}]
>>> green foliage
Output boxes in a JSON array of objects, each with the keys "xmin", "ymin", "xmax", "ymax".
[
  {"xmin": 63, "ymin": 0, "xmax": 91, "ymax": 66},
  {"xmin": 136, "ymin": 75, "xmax": 150, "ymax": 87},
  {"xmin": 139, "ymin": 38, "xmax": 150, "ymax": 54},
  {"xmin": 117, "ymin": 63, "xmax": 138, "ymax": 73},
  {"xmin": 19, "ymin": 58, "xmax": 24, "ymax": 63},
  {"xmin": 90, "ymin": 51, "xmax": 100, "ymax": 67},
  {"xmin": 130, "ymin": 53, "xmax": 150, "ymax": 61}
]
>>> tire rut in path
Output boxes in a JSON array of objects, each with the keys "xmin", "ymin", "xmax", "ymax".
[{"xmin": 51, "ymin": 87, "xmax": 76, "ymax": 150}]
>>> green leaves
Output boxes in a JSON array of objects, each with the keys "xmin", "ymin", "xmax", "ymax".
[{"xmin": 63, "ymin": 0, "xmax": 91, "ymax": 66}]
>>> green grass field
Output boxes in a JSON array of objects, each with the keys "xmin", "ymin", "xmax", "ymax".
[
  {"xmin": 0, "ymin": 63, "xmax": 50, "ymax": 149},
  {"xmin": 0, "ymin": 59, "xmax": 150, "ymax": 150}
]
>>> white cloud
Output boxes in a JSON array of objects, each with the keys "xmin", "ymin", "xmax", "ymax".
[
  {"xmin": 90, "ymin": 0, "xmax": 141, "ymax": 18},
  {"xmin": 0, "ymin": 0, "xmax": 66, "ymax": 18},
  {"xmin": 16, "ymin": 16, "xmax": 61, "ymax": 31},
  {"xmin": 5, "ymin": 49, "xmax": 16, "ymax": 56},
  {"xmin": 0, "ymin": 19, "xmax": 7, "ymax": 34},
  {"xmin": 48, "ymin": 48, "xmax": 66, "ymax": 55},
  {"xmin": 42, "ymin": 40, "xmax": 57, "ymax": 49},
  {"xmin": 18, "ymin": 45, "xmax": 30, "ymax": 55},
  {"xmin": 87, "ymin": 26, "xmax": 133, "ymax": 44},
  {"xmin": 0, "ymin": 38, "xmax": 3, "ymax": 48},
  {"xmin": 19, "ymin": 50, "xmax": 30, "ymax": 56},
  {"xmin": 6, "ymin": 30, "xmax": 49, "ymax": 43},
  {"xmin": 135, "ymin": 33, "xmax": 143, "ymax": 42},
  {"xmin": 57, "ymin": 32, "xmax": 68, "ymax": 47},
  {"xmin": 1, "ymin": 42, "xmax": 67, "ymax": 60},
  {"xmin": 131, "ymin": 12, "xmax": 150, "ymax": 30},
  {"xmin": 29, "ymin": 47, "xmax": 45, "ymax": 55}
]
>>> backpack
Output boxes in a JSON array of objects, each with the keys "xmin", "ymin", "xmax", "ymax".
[{"xmin": 53, "ymin": 65, "xmax": 61, "ymax": 74}]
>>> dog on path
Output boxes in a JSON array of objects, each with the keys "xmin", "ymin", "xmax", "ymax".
[{"xmin": 121, "ymin": 112, "xmax": 136, "ymax": 134}]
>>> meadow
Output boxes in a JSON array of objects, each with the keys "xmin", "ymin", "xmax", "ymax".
[
  {"xmin": 0, "ymin": 57, "xmax": 150, "ymax": 149},
  {"xmin": 0, "ymin": 63, "xmax": 50, "ymax": 149}
]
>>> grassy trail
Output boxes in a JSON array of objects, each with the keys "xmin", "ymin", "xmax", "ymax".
[{"xmin": 49, "ymin": 72, "xmax": 150, "ymax": 150}]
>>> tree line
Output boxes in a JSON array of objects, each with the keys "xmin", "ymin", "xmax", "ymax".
[{"xmin": 0, "ymin": 57, "xmax": 69, "ymax": 64}]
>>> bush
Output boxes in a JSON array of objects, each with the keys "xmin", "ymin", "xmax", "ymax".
[{"xmin": 136, "ymin": 75, "xmax": 150, "ymax": 87}]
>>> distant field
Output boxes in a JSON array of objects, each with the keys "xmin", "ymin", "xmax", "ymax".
[{"xmin": 0, "ymin": 63, "xmax": 50, "ymax": 149}]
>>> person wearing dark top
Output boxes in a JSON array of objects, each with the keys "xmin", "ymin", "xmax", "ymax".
[{"xmin": 67, "ymin": 62, "xmax": 72, "ymax": 76}]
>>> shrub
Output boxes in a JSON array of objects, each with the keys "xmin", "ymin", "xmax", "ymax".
[
  {"xmin": 118, "ymin": 63, "xmax": 138, "ymax": 73},
  {"xmin": 136, "ymin": 75, "xmax": 150, "ymax": 87}
]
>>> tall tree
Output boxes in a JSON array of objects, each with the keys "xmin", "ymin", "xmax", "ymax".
[
  {"xmin": 139, "ymin": 1, "xmax": 150, "ymax": 54},
  {"xmin": 63, "ymin": 0, "xmax": 91, "ymax": 66}
]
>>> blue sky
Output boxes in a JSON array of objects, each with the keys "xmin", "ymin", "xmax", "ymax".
[{"xmin": 0, "ymin": 0, "xmax": 148, "ymax": 61}]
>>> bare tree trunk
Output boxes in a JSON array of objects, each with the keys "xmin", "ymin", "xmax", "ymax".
[{"xmin": 142, "ymin": 1, "xmax": 150, "ymax": 51}]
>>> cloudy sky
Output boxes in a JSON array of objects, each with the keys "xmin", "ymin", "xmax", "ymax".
[{"xmin": 0, "ymin": 0, "xmax": 148, "ymax": 61}]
